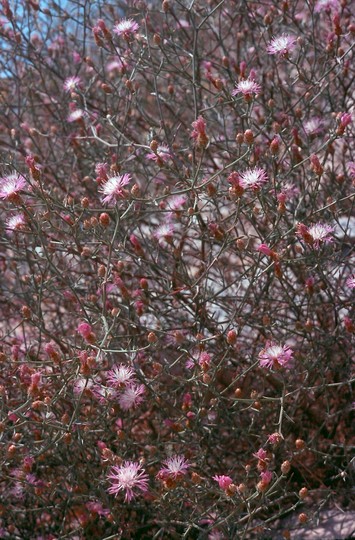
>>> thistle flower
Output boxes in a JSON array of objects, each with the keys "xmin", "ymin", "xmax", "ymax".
[
  {"xmin": 296, "ymin": 222, "xmax": 334, "ymax": 249},
  {"xmin": 314, "ymin": 0, "xmax": 340, "ymax": 13},
  {"xmin": 0, "ymin": 173, "xmax": 27, "ymax": 203},
  {"xmin": 304, "ymin": 117, "xmax": 323, "ymax": 136},
  {"xmin": 63, "ymin": 76, "xmax": 81, "ymax": 92},
  {"xmin": 146, "ymin": 144, "xmax": 172, "ymax": 164},
  {"xmin": 213, "ymin": 475, "xmax": 233, "ymax": 490},
  {"xmin": 99, "ymin": 173, "xmax": 131, "ymax": 205},
  {"xmin": 67, "ymin": 109, "xmax": 84, "ymax": 123},
  {"xmin": 113, "ymin": 19, "xmax": 139, "ymax": 39},
  {"xmin": 107, "ymin": 461, "xmax": 149, "ymax": 501},
  {"xmin": 346, "ymin": 275, "xmax": 355, "ymax": 289},
  {"xmin": 239, "ymin": 167, "xmax": 268, "ymax": 191},
  {"xmin": 106, "ymin": 364, "xmax": 136, "ymax": 388},
  {"xmin": 232, "ymin": 78, "xmax": 261, "ymax": 99},
  {"xmin": 191, "ymin": 116, "xmax": 209, "ymax": 148},
  {"xmin": 154, "ymin": 223, "xmax": 175, "ymax": 246},
  {"xmin": 6, "ymin": 213, "xmax": 26, "ymax": 232},
  {"xmin": 157, "ymin": 455, "xmax": 190, "ymax": 481},
  {"xmin": 119, "ymin": 383, "xmax": 145, "ymax": 410},
  {"xmin": 259, "ymin": 341, "xmax": 294, "ymax": 370},
  {"xmin": 267, "ymin": 34, "xmax": 296, "ymax": 57}
]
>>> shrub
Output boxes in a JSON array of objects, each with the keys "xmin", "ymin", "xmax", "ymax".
[{"xmin": 0, "ymin": 0, "xmax": 354, "ymax": 538}]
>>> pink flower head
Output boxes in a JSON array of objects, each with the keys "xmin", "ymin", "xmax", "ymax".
[
  {"xmin": 107, "ymin": 461, "xmax": 149, "ymax": 501},
  {"xmin": 304, "ymin": 117, "xmax": 323, "ymax": 137},
  {"xmin": 106, "ymin": 364, "xmax": 136, "ymax": 388},
  {"xmin": 67, "ymin": 109, "xmax": 84, "ymax": 123},
  {"xmin": 0, "ymin": 173, "xmax": 27, "ymax": 203},
  {"xmin": 259, "ymin": 341, "xmax": 294, "ymax": 370},
  {"xmin": 297, "ymin": 222, "xmax": 334, "ymax": 249},
  {"xmin": 119, "ymin": 383, "xmax": 145, "ymax": 410},
  {"xmin": 6, "ymin": 213, "xmax": 26, "ymax": 232},
  {"xmin": 267, "ymin": 34, "xmax": 296, "ymax": 57},
  {"xmin": 191, "ymin": 116, "xmax": 209, "ymax": 148},
  {"xmin": 157, "ymin": 455, "xmax": 190, "ymax": 481},
  {"xmin": 99, "ymin": 173, "xmax": 131, "ymax": 205},
  {"xmin": 232, "ymin": 78, "xmax": 261, "ymax": 99},
  {"xmin": 113, "ymin": 19, "xmax": 139, "ymax": 39},
  {"xmin": 154, "ymin": 223, "xmax": 175, "ymax": 246},
  {"xmin": 63, "ymin": 76, "xmax": 81, "ymax": 92},
  {"xmin": 257, "ymin": 243, "xmax": 276, "ymax": 258},
  {"xmin": 77, "ymin": 322, "xmax": 93, "ymax": 339},
  {"xmin": 213, "ymin": 475, "xmax": 233, "ymax": 490},
  {"xmin": 260, "ymin": 470, "xmax": 273, "ymax": 485},
  {"xmin": 339, "ymin": 112, "xmax": 352, "ymax": 128},
  {"xmin": 314, "ymin": 0, "xmax": 340, "ymax": 13},
  {"xmin": 239, "ymin": 167, "xmax": 268, "ymax": 191},
  {"xmin": 146, "ymin": 144, "xmax": 172, "ymax": 164},
  {"xmin": 253, "ymin": 448, "xmax": 268, "ymax": 461},
  {"xmin": 346, "ymin": 275, "xmax": 355, "ymax": 289}
]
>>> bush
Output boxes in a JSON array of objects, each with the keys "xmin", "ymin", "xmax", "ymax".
[{"xmin": 0, "ymin": 0, "xmax": 354, "ymax": 538}]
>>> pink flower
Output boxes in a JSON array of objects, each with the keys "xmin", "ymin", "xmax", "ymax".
[
  {"xmin": 239, "ymin": 167, "xmax": 268, "ymax": 191},
  {"xmin": 113, "ymin": 19, "xmax": 139, "ymax": 39},
  {"xmin": 0, "ymin": 173, "xmax": 27, "ymax": 203},
  {"xmin": 191, "ymin": 116, "xmax": 209, "ymax": 148},
  {"xmin": 6, "ymin": 213, "xmax": 26, "ymax": 232},
  {"xmin": 67, "ymin": 109, "xmax": 84, "ymax": 123},
  {"xmin": 232, "ymin": 78, "xmax": 261, "ymax": 98},
  {"xmin": 63, "ymin": 76, "xmax": 81, "ymax": 92},
  {"xmin": 119, "ymin": 383, "xmax": 145, "ymax": 410},
  {"xmin": 346, "ymin": 275, "xmax": 355, "ymax": 289},
  {"xmin": 259, "ymin": 341, "xmax": 294, "ymax": 370},
  {"xmin": 99, "ymin": 173, "xmax": 131, "ymax": 205},
  {"xmin": 106, "ymin": 364, "xmax": 136, "ymax": 387},
  {"xmin": 154, "ymin": 223, "xmax": 175, "ymax": 246},
  {"xmin": 157, "ymin": 455, "xmax": 190, "ymax": 481},
  {"xmin": 213, "ymin": 475, "xmax": 233, "ymax": 490},
  {"xmin": 296, "ymin": 222, "xmax": 334, "ymax": 249},
  {"xmin": 253, "ymin": 448, "xmax": 268, "ymax": 461},
  {"xmin": 267, "ymin": 34, "xmax": 296, "ymax": 57},
  {"xmin": 77, "ymin": 322, "xmax": 93, "ymax": 339},
  {"xmin": 314, "ymin": 0, "xmax": 340, "ymax": 13},
  {"xmin": 146, "ymin": 144, "xmax": 172, "ymax": 164},
  {"xmin": 260, "ymin": 470, "xmax": 273, "ymax": 485},
  {"xmin": 304, "ymin": 117, "xmax": 323, "ymax": 136},
  {"xmin": 107, "ymin": 461, "xmax": 149, "ymax": 501}
]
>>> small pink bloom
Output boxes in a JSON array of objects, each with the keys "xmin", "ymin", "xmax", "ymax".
[
  {"xmin": 99, "ymin": 173, "xmax": 131, "ymax": 205},
  {"xmin": 6, "ymin": 213, "xmax": 26, "ymax": 232},
  {"xmin": 267, "ymin": 34, "xmax": 296, "ymax": 57},
  {"xmin": 63, "ymin": 76, "xmax": 81, "ymax": 92},
  {"xmin": 113, "ymin": 19, "xmax": 139, "ymax": 39},
  {"xmin": 106, "ymin": 364, "xmax": 136, "ymax": 388},
  {"xmin": 119, "ymin": 383, "xmax": 145, "ymax": 410},
  {"xmin": 260, "ymin": 470, "xmax": 273, "ymax": 484},
  {"xmin": 146, "ymin": 144, "xmax": 172, "ymax": 164},
  {"xmin": 67, "ymin": 109, "xmax": 84, "ymax": 123},
  {"xmin": 259, "ymin": 341, "xmax": 294, "ymax": 370},
  {"xmin": 0, "ymin": 173, "xmax": 27, "ymax": 203},
  {"xmin": 297, "ymin": 222, "xmax": 334, "ymax": 249},
  {"xmin": 346, "ymin": 275, "xmax": 355, "ymax": 289},
  {"xmin": 77, "ymin": 322, "xmax": 93, "ymax": 339},
  {"xmin": 107, "ymin": 461, "xmax": 149, "ymax": 501},
  {"xmin": 339, "ymin": 112, "xmax": 352, "ymax": 128},
  {"xmin": 154, "ymin": 223, "xmax": 175, "ymax": 246},
  {"xmin": 239, "ymin": 167, "xmax": 268, "ymax": 191},
  {"xmin": 213, "ymin": 475, "xmax": 233, "ymax": 490},
  {"xmin": 191, "ymin": 116, "xmax": 209, "ymax": 148},
  {"xmin": 304, "ymin": 117, "xmax": 323, "ymax": 136},
  {"xmin": 232, "ymin": 78, "xmax": 261, "ymax": 98},
  {"xmin": 253, "ymin": 448, "xmax": 268, "ymax": 461},
  {"xmin": 314, "ymin": 0, "xmax": 340, "ymax": 13},
  {"xmin": 157, "ymin": 455, "xmax": 190, "ymax": 481}
]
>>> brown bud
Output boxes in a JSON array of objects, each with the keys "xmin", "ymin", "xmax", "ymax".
[
  {"xmin": 244, "ymin": 129, "xmax": 254, "ymax": 145},
  {"xmin": 147, "ymin": 331, "xmax": 158, "ymax": 343},
  {"xmin": 99, "ymin": 212, "xmax": 110, "ymax": 227},
  {"xmin": 295, "ymin": 438, "xmax": 306, "ymax": 450},
  {"xmin": 281, "ymin": 460, "xmax": 291, "ymax": 474},
  {"xmin": 298, "ymin": 513, "xmax": 308, "ymax": 524},
  {"xmin": 299, "ymin": 487, "xmax": 308, "ymax": 499}
]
